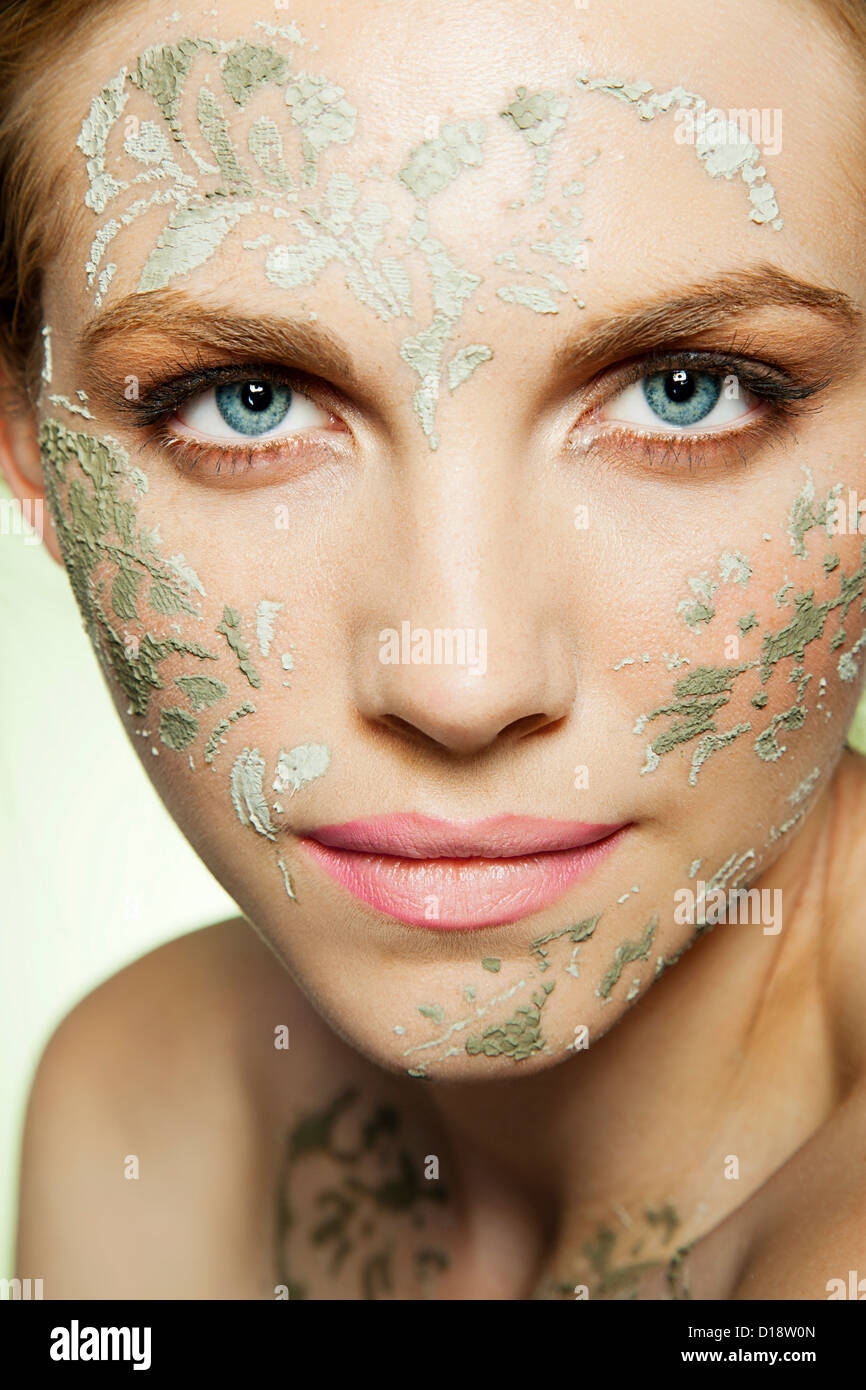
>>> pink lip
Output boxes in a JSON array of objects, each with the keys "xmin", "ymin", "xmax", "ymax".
[{"xmin": 297, "ymin": 814, "xmax": 630, "ymax": 930}]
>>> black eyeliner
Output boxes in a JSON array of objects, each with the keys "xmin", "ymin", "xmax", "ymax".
[
  {"xmin": 109, "ymin": 358, "xmax": 316, "ymax": 425},
  {"xmin": 609, "ymin": 349, "xmax": 830, "ymax": 406}
]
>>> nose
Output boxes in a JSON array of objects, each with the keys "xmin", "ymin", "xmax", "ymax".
[
  {"xmin": 361, "ymin": 627, "xmax": 572, "ymax": 755},
  {"xmin": 348, "ymin": 464, "xmax": 576, "ymax": 758}
]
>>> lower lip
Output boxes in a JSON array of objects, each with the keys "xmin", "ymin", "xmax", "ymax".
[{"xmin": 296, "ymin": 828, "xmax": 629, "ymax": 930}]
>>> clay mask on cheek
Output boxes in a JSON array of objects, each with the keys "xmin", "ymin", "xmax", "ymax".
[
  {"xmin": 629, "ymin": 477, "xmax": 866, "ymax": 786},
  {"xmin": 38, "ymin": 418, "xmax": 217, "ymax": 720},
  {"xmin": 37, "ymin": 416, "xmax": 335, "ymax": 909}
]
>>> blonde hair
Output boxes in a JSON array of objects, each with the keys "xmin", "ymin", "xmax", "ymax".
[{"xmin": 0, "ymin": 0, "xmax": 862, "ymax": 408}]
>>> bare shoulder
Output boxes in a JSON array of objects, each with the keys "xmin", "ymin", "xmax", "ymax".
[
  {"xmin": 20, "ymin": 919, "xmax": 323, "ymax": 1111},
  {"xmin": 15, "ymin": 919, "xmax": 357, "ymax": 1298}
]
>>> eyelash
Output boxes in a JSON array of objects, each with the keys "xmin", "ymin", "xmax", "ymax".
[
  {"xmin": 129, "ymin": 355, "xmax": 346, "ymax": 480},
  {"xmin": 123, "ymin": 345, "xmax": 828, "ymax": 480},
  {"xmin": 149, "ymin": 427, "xmax": 325, "ymax": 481},
  {"xmin": 566, "ymin": 347, "xmax": 827, "ymax": 475}
]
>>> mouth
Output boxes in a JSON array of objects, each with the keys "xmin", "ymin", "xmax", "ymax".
[{"xmin": 296, "ymin": 814, "xmax": 631, "ymax": 930}]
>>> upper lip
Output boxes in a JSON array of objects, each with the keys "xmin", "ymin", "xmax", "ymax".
[{"xmin": 302, "ymin": 813, "xmax": 628, "ymax": 859}]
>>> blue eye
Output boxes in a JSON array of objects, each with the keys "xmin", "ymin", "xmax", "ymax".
[
  {"xmin": 214, "ymin": 381, "xmax": 294, "ymax": 435},
  {"xmin": 600, "ymin": 366, "xmax": 757, "ymax": 434},
  {"xmin": 642, "ymin": 370, "xmax": 721, "ymax": 426},
  {"xmin": 175, "ymin": 378, "xmax": 331, "ymax": 440}
]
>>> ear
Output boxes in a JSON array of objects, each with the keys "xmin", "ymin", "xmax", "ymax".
[{"xmin": 0, "ymin": 377, "xmax": 63, "ymax": 566}]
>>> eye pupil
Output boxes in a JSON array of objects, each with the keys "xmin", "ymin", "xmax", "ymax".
[
  {"xmin": 666, "ymin": 369, "xmax": 695, "ymax": 403},
  {"xmin": 241, "ymin": 381, "xmax": 273, "ymax": 411}
]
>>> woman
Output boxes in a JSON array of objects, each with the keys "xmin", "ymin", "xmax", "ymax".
[{"xmin": 3, "ymin": 0, "xmax": 866, "ymax": 1299}]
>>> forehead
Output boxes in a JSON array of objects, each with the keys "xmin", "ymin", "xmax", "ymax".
[
  {"xmin": 54, "ymin": 2, "xmax": 862, "ymax": 221},
  {"xmin": 43, "ymin": 0, "xmax": 865, "ymax": 422}
]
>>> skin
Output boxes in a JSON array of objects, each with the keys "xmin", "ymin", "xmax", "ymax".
[{"xmin": 5, "ymin": 0, "xmax": 866, "ymax": 1298}]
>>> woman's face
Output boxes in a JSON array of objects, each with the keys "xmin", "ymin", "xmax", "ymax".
[{"xmin": 24, "ymin": 0, "xmax": 866, "ymax": 1076}]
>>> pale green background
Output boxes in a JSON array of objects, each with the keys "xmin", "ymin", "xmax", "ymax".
[{"xmin": 2, "ymin": 479, "xmax": 866, "ymax": 1282}]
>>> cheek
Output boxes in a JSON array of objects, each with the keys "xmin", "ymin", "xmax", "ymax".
[
  {"xmin": 603, "ymin": 469, "xmax": 866, "ymax": 823},
  {"xmin": 38, "ymin": 419, "xmax": 336, "ymax": 880}
]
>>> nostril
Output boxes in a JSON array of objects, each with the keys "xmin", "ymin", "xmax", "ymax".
[
  {"xmin": 378, "ymin": 714, "xmax": 432, "ymax": 744},
  {"xmin": 504, "ymin": 712, "xmax": 563, "ymax": 740},
  {"xmin": 375, "ymin": 709, "xmax": 564, "ymax": 752}
]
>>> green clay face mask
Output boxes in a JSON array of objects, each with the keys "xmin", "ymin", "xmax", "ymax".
[
  {"xmin": 69, "ymin": 24, "xmax": 787, "ymax": 453},
  {"xmin": 574, "ymin": 73, "xmax": 783, "ymax": 229},
  {"xmin": 629, "ymin": 484, "xmax": 866, "ymax": 785},
  {"xmin": 37, "ymin": 416, "xmax": 332, "ymax": 906},
  {"xmin": 35, "ymin": 11, "xmax": 865, "ymax": 1122}
]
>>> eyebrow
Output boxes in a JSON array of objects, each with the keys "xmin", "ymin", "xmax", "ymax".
[
  {"xmin": 553, "ymin": 265, "xmax": 862, "ymax": 372},
  {"xmin": 78, "ymin": 288, "xmax": 360, "ymax": 389},
  {"xmin": 77, "ymin": 265, "xmax": 862, "ymax": 404}
]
